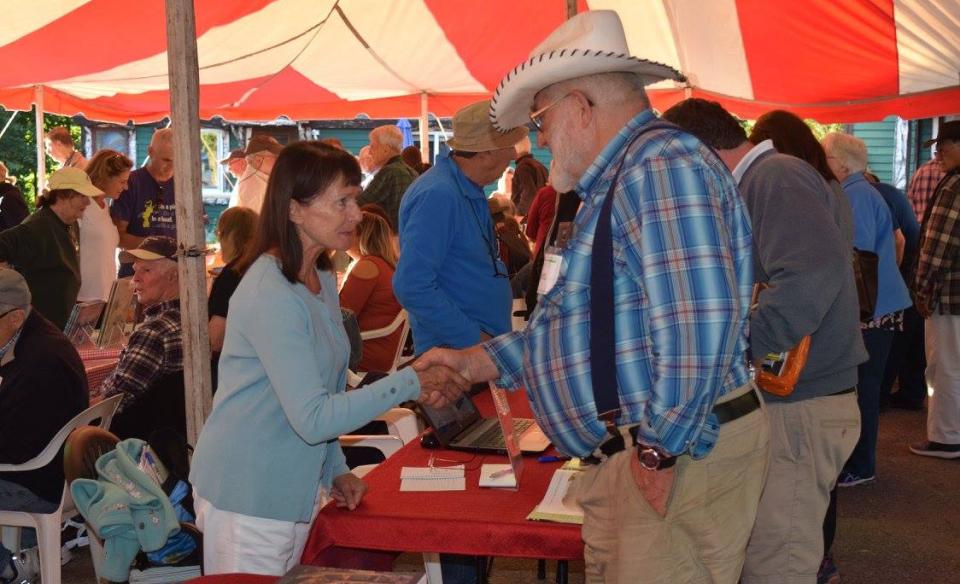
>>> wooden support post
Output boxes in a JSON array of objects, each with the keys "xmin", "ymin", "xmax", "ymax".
[
  {"xmin": 566, "ymin": 0, "xmax": 577, "ymax": 19},
  {"xmin": 419, "ymin": 92, "xmax": 430, "ymax": 164},
  {"xmin": 165, "ymin": 0, "xmax": 212, "ymax": 444},
  {"xmin": 34, "ymin": 86, "xmax": 46, "ymax": 193}
]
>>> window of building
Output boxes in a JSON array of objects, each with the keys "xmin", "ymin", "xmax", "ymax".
[{"xmin": 200, "ymin": 128, "xmax": 229, "ymax": 194}]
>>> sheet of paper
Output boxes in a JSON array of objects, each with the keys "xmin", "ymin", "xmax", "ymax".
[
  {"xmin": 478, "ymin": 463, "xmax": 517, "ymax": 488},
  {"xmin": 527, "ymin": 469, "xmax": 584, "ymax": 524},
  {"xmin": 400, "ymin": 465, "xmax": 466, "ymax": 492}
]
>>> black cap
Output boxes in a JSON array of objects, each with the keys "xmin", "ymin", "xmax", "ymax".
[
  {"xmin": 924, "ymin": 121, "xmax": 960, "ymax": 148},
  {"xmin": 118, "ymin": 236, "xmax": 178, "ymax": 264}
]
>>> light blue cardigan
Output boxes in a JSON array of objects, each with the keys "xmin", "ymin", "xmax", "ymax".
[{"xmin": 190, "ymin": 255, "xmax": 420, "ymax": 522}]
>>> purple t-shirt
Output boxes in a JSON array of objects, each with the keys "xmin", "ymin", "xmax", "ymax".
[{"xmin": 111, "ymin": 167, "xmax": 176, "ymax": 276}]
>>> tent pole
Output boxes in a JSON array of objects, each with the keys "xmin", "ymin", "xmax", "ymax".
[
  {"xmin": 34, "ymin": 86, "xmax": 46, "ymax": 193},
  {"xmin": 165, "ymin": 0, "xmax": 213, "ymax": 444},
  {"xmin": 419, "ymin": 92, "xmax": 429, "ymax": 163}
]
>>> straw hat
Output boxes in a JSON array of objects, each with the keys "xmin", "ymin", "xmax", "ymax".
[
  {"xmin": 489, "ymin": 10, "xmax": 685, "ymax": 132},
  {"xmin": 446, "ymin": 100, "xmax": 527, "ymax": 152},
  {"xmin": 47, "ymin": 167, "xmax": 103, "ymax": 197}
]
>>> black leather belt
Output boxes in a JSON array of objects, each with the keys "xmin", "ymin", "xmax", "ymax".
[{"xmin": 582, "ymin": 389, "xmax": 761, "ymax": 465}]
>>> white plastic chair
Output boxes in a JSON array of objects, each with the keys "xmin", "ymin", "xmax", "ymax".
[
  {"xmin": 0, "ymin": 394, "xmax": 122, "ymax": 584},
  {"xmin": 347, "ymin": 310, "xmax": 413, "ymax": 388},
  {"xmin": 359, "ymin": 309, "xmax": 411, "ymax": 373},
  {"xmin": 378, "ymin": 407, "xmax": 421, "ymax": 444},
  {"xmin": 339, "ymin": 435, "xmax": 405, "ymax": 478}
]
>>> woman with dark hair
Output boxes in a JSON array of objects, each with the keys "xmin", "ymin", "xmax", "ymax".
[
  {"xmin": 0, "ymin": 168, "xmax": 101, "ymax": 329},
  {"xmin": 189, "ymin": 142, "xmax": 466, "ymax": 576},
  {"xmin": 207, "ymin": 206, "xmax": 259, "ymax": 387},
  {"xmin": 80, "ymin": 149, "xmax": 133, "ymax": 301},
  {"xmin": 750, "ymin": 110, "xmax": 838, "ymax": 183}
]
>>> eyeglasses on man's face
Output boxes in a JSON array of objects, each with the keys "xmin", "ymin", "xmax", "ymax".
[{"xmin": 529, "ymin": 92, "xmax": 595, "ymax": 131}]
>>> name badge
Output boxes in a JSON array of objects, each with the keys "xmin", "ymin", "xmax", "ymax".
[{"xmin": 537, "ymin": 246, "xmax": 563, "ymax": 296}]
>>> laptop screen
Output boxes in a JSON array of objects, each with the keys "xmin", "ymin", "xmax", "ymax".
[{"xmin": 419, "ymin": 394, "xmax": 482, "ymax": 444}]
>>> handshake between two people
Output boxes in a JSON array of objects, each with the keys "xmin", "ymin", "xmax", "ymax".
[{"xmin": 410, "ymin": 345, "xmax": 502, "ymax": 408}]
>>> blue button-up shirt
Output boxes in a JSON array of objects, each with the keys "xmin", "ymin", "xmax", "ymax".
[{"xmin": 484, "ymin": 111, "xmax": 753, "ymax": 458}]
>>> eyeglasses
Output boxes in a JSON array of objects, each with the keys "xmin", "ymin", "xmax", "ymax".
[{"xmin": 529, "ymin": 92, "xmax": 592, "ymax": 131}]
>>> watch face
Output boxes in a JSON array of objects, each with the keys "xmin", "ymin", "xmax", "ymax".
[{"xmin": 638, "ymin": 448, "xmax": 660, "ymax": 470}]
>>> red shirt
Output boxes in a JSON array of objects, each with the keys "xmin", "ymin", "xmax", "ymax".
[
  {"xmin": 525, "ymin": 185, "xmax": 557, "ymax": 259},
  {"xmin": 339, "ymin": 255, "xmax": 403, "ymax": 372}
]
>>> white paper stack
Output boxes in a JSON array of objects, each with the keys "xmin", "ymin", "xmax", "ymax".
[{"xmin": 400, "ymin": 465, "xmax": 466, "ymax": 491}]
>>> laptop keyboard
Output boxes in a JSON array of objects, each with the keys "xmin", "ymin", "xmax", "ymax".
[{"xmin": 473, "ymin": 418, "xmax": 535, "ymax": 449}]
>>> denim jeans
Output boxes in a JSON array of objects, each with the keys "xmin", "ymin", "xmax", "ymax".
[
  {"xmin": 844, "ymin": 328, "xmax": 895, "ymax": 478},
  {"xmin": 0, "ymin": 478, "xmax": 57, "ymax": 568}
]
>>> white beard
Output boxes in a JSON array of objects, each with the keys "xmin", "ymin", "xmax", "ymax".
[{"xmin": 546, "ymin": 116, "xmax": 588, "ymax": 193}]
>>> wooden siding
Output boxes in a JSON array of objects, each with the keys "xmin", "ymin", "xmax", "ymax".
[{"xmin": 851, "ymin": 119, "xmax": 896, "ymax": 184}]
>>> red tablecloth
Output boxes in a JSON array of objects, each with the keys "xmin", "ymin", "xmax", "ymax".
[
  {"xmin": 84, "ymin": 358, "xmax": 119, "ymax": 395},
  {"xmin": 184, "ymin": 575, "xmax": 276, "ymax": 584},
  {"xmin": 302, "ymin": 390, "xmax": 583, "ymax": 564}
]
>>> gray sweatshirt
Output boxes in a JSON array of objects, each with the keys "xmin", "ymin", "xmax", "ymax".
[{"xmin": 739, "ymin": 149, "xmax": 867, "ymax": 402}]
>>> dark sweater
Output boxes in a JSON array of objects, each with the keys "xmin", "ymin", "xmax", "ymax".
[
  {"xmin": 0, "ymin": 206, "xmax": 81, "ymax": 329},
  {"xmin": 0, "ymin": 310, "xmax": 88, "ymax": 503},
  {"xmin": 739, "ymin": 150, "xmax": 867, "ymax": 401},
  {"xmin": 0, "ymin": 183, "xmax": 29, "ymax": 231}
]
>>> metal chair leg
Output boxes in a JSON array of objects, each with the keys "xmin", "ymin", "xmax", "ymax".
[
  {"xmin": 556, "ymin": 560, "xmax": 569, "ymax": 584},
  {"xmin": 537, "ymin": 559, "xmax": 546, "ymax": 580}
]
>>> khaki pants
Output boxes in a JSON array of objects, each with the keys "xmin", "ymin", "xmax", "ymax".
[
  {"xmin": 577, "ymin": 388, "xmax": 770, "ymax": 584},
  {"xmin": 741, "ymin": 391, "xmax": 860, "ymax": 583}
]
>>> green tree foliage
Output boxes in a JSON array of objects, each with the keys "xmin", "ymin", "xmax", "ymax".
[
  {"xmin": 741, "ymin": 118, "xmax": 845, "ymax": 141},
  {"xmin": 0, "ymin": 107, "xmax": 80, "ymax": 210}
]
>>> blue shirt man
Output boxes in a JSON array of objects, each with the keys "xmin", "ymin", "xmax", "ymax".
[{"xmin": 393, "ymin": 102, "xmax": 526, "ymax": 355}]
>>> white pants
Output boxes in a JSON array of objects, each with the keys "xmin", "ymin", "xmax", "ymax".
[
  {"xmin": 194, "ymin": 489, "xmax": 328, "ymax": 576},
  {"xmin": 925, "ymin": 313, "xmax": 960, "ymax": 444}
]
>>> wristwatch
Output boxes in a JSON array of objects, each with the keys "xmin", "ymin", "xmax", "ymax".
[{"xmin": 636, "ymin": 444, "xmax": 676, "ymax": 471}]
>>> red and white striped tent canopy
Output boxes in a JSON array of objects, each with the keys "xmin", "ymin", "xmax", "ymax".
[{"xmin": 1, "ymin": 0, "xmax": 958, "ymax": 124}]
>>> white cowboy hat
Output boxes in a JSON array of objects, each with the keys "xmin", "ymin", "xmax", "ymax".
[{"xmin": 489, "ymin": 10, "xmax": 685, "ymax": 132}]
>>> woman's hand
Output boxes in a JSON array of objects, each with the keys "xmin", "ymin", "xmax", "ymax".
[
  {"xmin": 415, "ymin": 364, "xmax": 470, "ymax": 408},
  {"xmin": 331, "ymin": 472, "xmax": 367, "ymax": 510}
]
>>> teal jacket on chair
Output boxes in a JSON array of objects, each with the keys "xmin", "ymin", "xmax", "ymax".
[{"xmin": 71, "ymin": 438, "xmax": 181, "ymax": 582}]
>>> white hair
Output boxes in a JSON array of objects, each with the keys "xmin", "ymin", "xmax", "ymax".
[
  {"xmin": 822, "ymin": 132, "xmax": 868, "ymax": 173},
  {"xmin": 369, "ymin": 126, "xmax": 403, "ymax": 156},
  {"xmin": 541, "ymin": 71, "xmax": 650, "ymax": 109},
  {"xmin": 150, "ymin": 127, "xmax": 174, "ymax": 148}
]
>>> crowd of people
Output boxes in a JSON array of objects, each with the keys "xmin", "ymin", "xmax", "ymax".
[{"xmin": 0, "ymin": 8, "xmax": 959, "ymax": 584}]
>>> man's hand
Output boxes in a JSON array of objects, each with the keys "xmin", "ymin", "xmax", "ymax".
[
  {"xmin": 414, "ymin": 345, "xmax": 500, "ymax": 385},
  {"xmin": 414, "ymin": 364, "xmax": 470, "ymax": 408},
  {"xmin": 331, "ymin": 472, "xmax": 367, "ymax": 510},
  {"xmin": 628, "ymin": 448, "xmax": 676, "ymax": 518}
]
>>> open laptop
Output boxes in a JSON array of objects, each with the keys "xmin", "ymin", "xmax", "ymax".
[{"xmin": 419, "ymin": 393, "xmax": 551, "ymax": 454}]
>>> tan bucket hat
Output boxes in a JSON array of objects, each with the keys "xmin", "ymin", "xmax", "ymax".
[
  {"xmin": 47, "ymin": 167, "xmax": 103, "ymax": 197},
  {"xmin": 447, "ymin": 100, "xmax": 528, "ymax": 152}
]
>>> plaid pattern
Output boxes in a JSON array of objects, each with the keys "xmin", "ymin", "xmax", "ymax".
[
  {"xmin": 484, "ymin": 110, "xmax": 753, "ymax": 459},
  {"xmin": 101, "ymin": 299, "xmax": 183, "ymax": 411},
  {"xmin": 908, "ymin": 159, "xmax": 946, "ymax": 222},
  {"xmin": 915, "ymin": 172, "xmax": 960, "ymax": 315}
]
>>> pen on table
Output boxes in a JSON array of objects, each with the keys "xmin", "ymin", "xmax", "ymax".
[{"xmin": 537, "ymin": 455, "xmax": 571, "ymax": 463}]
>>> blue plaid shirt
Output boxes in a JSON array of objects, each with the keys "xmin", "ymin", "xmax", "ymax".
[{"xmin": 484, "ymin": 110, "xmax": 753, "ymax": 459}]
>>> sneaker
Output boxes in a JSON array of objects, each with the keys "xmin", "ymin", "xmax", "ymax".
[
  {"xmin": 60, "ymin": 543, "xmax": 73, "ymax": 566},
  {"xmin": 837, "ymin": 471, "xmax": 876, "ymax": 487},
  {"xmin": 5, "ymin": 547, "xmax": 39, "ymax": 584},
  {"xmin": 909, "ymin": 440, "xmax": 960, "ymax": 459},
  {"xmin": 817, "ymin": 554, "xmax": 841, "ymax": 584}
]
